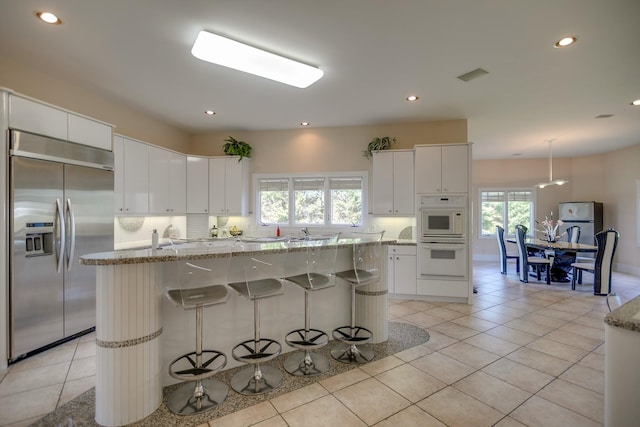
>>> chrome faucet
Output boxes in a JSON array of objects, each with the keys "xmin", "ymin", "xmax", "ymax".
[{"xmin": 301, "ymin": 227, "xmax": 309, "ymax": 236}]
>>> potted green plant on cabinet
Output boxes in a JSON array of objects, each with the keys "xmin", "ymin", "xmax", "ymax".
[
  {"xmin": 223, "ymin": 136, "xmax": 252, "ymax": 161},
  {"xmin": 363, "ymin": 136, "xmax": 397, "ymax": 159}
]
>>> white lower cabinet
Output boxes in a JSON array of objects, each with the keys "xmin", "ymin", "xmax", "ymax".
[{"xmin": 387, "ymin": 245, "xmax": 416, "ymax": 295}]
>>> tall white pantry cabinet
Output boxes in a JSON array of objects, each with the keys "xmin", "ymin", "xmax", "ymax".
[{"xmin": 375, "ymin": 143, "xmax": 472, "ymax": 302}]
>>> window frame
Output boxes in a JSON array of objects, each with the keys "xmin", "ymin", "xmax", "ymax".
[
  {"xmin": 254, "ymin": 171, "xmax": 368, "ymax": 228},
  {"xmin": 478, "ymin": 187, "xmax": 537, "ymax": 239}
]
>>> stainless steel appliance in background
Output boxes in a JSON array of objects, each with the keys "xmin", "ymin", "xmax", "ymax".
[
  {"xmin": 558, "ymin": 201, "xmax": 604, "ymax": 245},
  {"xmin": 9, "ymin": 130, "xmax": 114, "ymax": 362}
]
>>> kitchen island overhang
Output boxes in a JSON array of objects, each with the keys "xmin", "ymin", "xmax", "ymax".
[{"xmin": 80, "ymin": 238, "xmax": 393, "ymax": 426}]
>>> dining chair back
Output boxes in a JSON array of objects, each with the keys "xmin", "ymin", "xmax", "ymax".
[
  {"xmin": 566, "ymin": 226, "xmax": 581, "ymax": 243},
  {"xmin": 515, "ymin": 224, "xmax": 551, "ymax": 284},
  {"xmin": 496, "ymin": 225, "xmax": 519, "ymax": 274},
  {"xmin": 571, "ymin": 228, "xmax": 619, "ymax": 295}
]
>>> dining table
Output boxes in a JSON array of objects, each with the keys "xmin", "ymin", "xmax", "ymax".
[{"xmin": 506, "ymin": 238, "xmax": 598, "ymax": 282}]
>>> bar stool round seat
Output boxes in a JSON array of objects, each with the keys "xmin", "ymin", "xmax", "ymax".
[
  {"xmin": 164, "ymin": 244, "xmax": 233, "ymax": 416},
  {"xmin": 228, "ymin": 242, "xmax": 286, "ymax": 395}
]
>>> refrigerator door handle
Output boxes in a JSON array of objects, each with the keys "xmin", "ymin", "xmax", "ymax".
[
  {"xmin": 55, "ymin": 198, "xmax": 66, "ymax": 273},
  {"xmin": 66, "ymin": 198, "xmax": 76, "ymax": 271}
]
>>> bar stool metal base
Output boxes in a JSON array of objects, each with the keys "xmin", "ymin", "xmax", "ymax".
[
  {"xmin": 331, "ymin": 325, "xmax": 374, "ymax": 364},
  {"xmin": 331, "ymin": 343, "xmax": 374, "ymax": 364},
  {"xmin": 167, "ymin": 378, "xmax": 228, "ymax": 415},
  {"xmin": 231, "ymin": 364, "xmax": 283, "ymax": 395},
  {"xmin": 284, "ymin": 351, "xmax": 330, "ymax": 376}
]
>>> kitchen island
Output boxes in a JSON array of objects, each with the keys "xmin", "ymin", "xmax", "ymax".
[
  {"xmin": 604, "ymin": 295, "xmax": 640, "ymax": 426},
  {"xmin": 80, "ymin": 238, "xmax": 392, "ymax": 426}
]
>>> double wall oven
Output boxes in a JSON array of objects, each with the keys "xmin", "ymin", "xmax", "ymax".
[{"xmin": 418, "ymin": 195, "xmax": 468, "ymax": 280}]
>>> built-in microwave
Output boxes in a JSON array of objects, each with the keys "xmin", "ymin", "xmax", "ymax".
[
  {"xmin": 421, "ymin": 208, "xmax": 464, "ymax": 237},
  {"xmin": 419, "ymin": 195, "xmax": 466, "ymax": 238}
]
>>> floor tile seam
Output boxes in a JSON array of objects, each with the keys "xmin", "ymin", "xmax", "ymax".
[
  {"xmin": 54, "ymin": 345, "xmax": 79, "ymax": 411},
  {"xmin": 479, "ymin": 356, "xmax": 555, "ymax": 396},
  {"xmin": 535, "ymin": 328, "xmax": 603, "ymax": 354},
  {"xmin": 449, "ymin": 374, "xmax": 530, "ymax": 416},
  {"xmin": 519, "ymin": 388, "xmax": 604, "ymax": 425},
  {"xmin": 329, "ymin": 378, "xmax": 409, "ymax": 427}
]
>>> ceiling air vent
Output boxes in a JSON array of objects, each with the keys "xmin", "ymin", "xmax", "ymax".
[
  {"xmin": 457, "ymin": 68, "xmax": 489, "ymax": 82},
  {"xmin": 595, "ymin": 114, "xmax": 614, "ymax": 119}
]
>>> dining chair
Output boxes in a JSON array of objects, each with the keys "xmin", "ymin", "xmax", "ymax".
[
  {"xmin": 566, "ymin": 225, "xmax": 581, "ymax": 243},
  {"xmin": 570, "ymin": 228, "xmax": 619, "ymax": 295},
  {"xmin": 496, "ymin": 225, "xmax": 519, "ymax": 274},
  {"xmin": 515, "ymin": 225, "xmax": 551, "ymax": 284}
]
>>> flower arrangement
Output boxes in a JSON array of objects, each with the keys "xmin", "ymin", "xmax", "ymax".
[{"xmin": 536, "ymin": 212, "xmax": 565, "ymax": 242}]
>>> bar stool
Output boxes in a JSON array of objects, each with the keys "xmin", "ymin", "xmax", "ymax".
[
  {"xmin": 228, "ymin": 240, "xmax": 287, "ymax": 395},
  {"xmin": 283, "ymin": 233, "xmax": 340, "ymax": 376},
  {"xmin": 164, "ymin": 243, "xmax": 232, "ymax": 415},
  {"xmin": 332, "ymin": 231, "xmax": 384, "ymax": 364}
]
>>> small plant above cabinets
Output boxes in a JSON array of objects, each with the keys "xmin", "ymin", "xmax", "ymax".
[{"xmin": 372, "ymin": 150, "xmax": 414, "ymax": 215}]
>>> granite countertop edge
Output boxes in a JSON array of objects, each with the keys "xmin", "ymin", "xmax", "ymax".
[
  {"xmin": 80, "ymin": 238, "xmax": 404, "ymax": 266},
  {"xmin": 604, "ymin": 295, "xmax": 640, "ymax": 333}
]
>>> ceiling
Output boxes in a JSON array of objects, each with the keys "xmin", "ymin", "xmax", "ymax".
[{"xmin": 0, "ymin": 0, "xmax": 638, "ymax": 159}]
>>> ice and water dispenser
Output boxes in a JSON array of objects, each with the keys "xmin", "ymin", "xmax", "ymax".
[{"xmin": 24, "ymin": 222, "xmax": 54, "ymax": 257}]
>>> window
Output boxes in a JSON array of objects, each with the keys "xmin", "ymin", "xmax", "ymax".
[
  {"xmin": 256, "ymin": 173, "xmax": 366, "ymax": 226},
  {"xmin": 480, "ymin": 188, "xmax": 535, "ymax": 237}
]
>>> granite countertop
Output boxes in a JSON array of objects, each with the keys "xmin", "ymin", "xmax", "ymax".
[
  {"xmin": 80, "ymin": 237, "xmax": 398, "ymax": 266},
  {"xmin": 604, "ymin": 295, "xmax": 640, "ymax": 333}
]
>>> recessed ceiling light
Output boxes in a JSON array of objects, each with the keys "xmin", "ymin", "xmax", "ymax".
[
  {"xmin": 300, "ymin": 122, "xmax": 310, "ymax": 126},
  {"xmin": 406, "ymin": 95, "xmax": 419, "ymax": 102},
  {"xmin": 631, "ymin": 99, "xmax": 640, "ymax": 106},
  {"xmin": 554, "ymin": 36, "xmax": 577, "ymax": 48},
  {"xmin": 36, "ymin": 11, "xmax": 62, "ymax": 25},
  {"xmin": 204, "ymin": 110, "xmax": 215, "ymax": 116},
  {"xmin": 191, "ymin": 30, "xmax": 324, "ymax": 88}
]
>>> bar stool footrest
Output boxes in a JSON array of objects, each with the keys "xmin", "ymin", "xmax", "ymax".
[
  {"xmin": 285, "ymin": 328, "xmax": 329, "ymax": 350},
  {"xmin": 332, "ymin": 326, "xmax": 373, "ymax": 345},
  {"xmin": 232, "ymin": 338, "xmax": 282, "ymax": 364},
  {"xmin": 168, "ymin": 350, "xmax": 227, "ymax": 382}
]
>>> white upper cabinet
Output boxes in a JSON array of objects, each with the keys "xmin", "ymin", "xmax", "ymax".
[
  {"xmin": 186, "ymin": 156, "xmax": 209, "ymax": 214},
  {"xmin": 208, "ymin": 156, "xmax": 250, "ymax": 216},
  {"xmin": 68, "ymin": 114, "xmax": 112, "ymax": 150},
  {"xmin": 9, "ymin": 95, "xmax": 68, "ymax": 141},
  {"xmin": 113, "ymin": 136, "xmax": 149, "ymax": 214},
  {"xmin": 9, "ymin": 94, "xmax": 112, "ymax": 150},
  {"xmin": 373, "ymin": 150, "xmax": 414, "ymax": 215},
  {"xmin": 148, "ymin": 146, "xmax": 186, "ymax": 214},
  {"xmin": 415, "ymin": 144, "xmax": 469, "ymax": 194}
]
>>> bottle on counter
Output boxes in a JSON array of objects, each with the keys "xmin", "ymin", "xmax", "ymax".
[
  {"xmin": 276, "ymin": 226, "xmax": 281, "ymax": 237},
  {"xmin": 210, "ymin": 225, "xmax": 218, "ymax": 238},
  {"xmin": 151, "ymin": 229, "xmax": 159, "ymax": 249}
]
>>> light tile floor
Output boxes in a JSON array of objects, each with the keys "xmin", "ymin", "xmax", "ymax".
[{"xmin": 1, "ymin": 261, "xmax": 639, "ymax": 427}]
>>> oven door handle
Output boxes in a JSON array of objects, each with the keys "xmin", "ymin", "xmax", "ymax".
[{"xmin": 421, "ymin": 243, "xmax": 466, "ymax": 251}]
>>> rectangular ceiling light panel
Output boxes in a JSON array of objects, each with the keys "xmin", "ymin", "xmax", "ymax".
[{"xmin": 191, "ymin": 30, "xmax": 323, "ymax": 88}]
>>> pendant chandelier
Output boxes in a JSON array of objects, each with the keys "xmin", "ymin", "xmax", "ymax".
[{"xmin": 535, "ymin": 139, "xmax": 568, "ymax": 188}]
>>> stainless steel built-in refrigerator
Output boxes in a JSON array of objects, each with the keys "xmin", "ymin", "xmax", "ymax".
[
  {"xmin": 9, "ymin": 130, "xmax": 114, "ymax": 362},
  {"xmin": 558, "ymin": 201, "xmax": 604, "ymax": 245}
]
